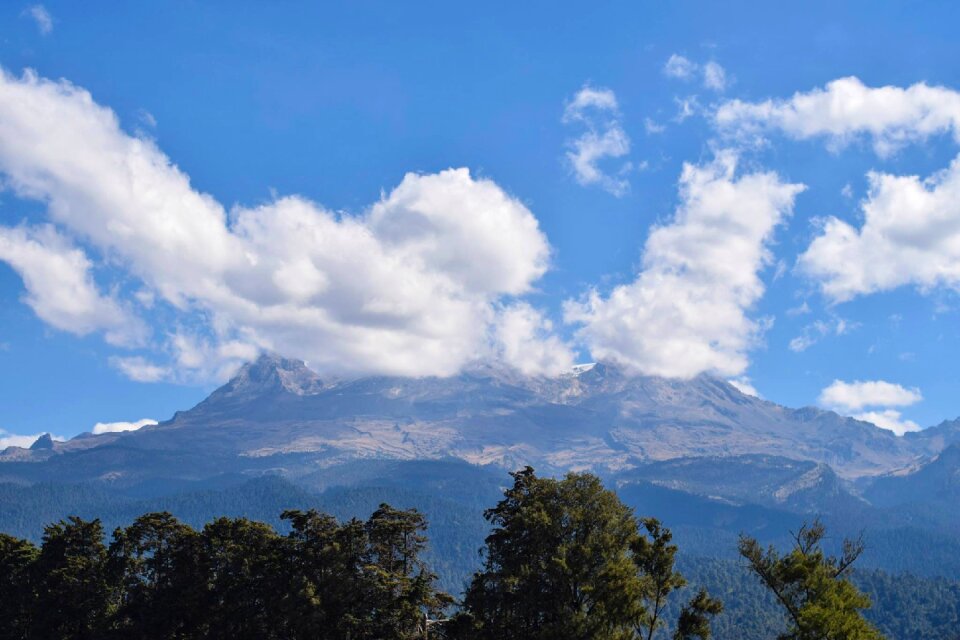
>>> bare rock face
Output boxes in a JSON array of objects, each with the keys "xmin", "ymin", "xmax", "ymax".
[
  {"xmin": 1, "ymin": 354, "xmax": 957, "ymax": 489},
  {"xmin": 29, "ymin": 434, "xmax": 54, "ymax": 450}
]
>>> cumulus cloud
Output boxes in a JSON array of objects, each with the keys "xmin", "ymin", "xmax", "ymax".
[
  {"xmin": 24, "ymin": 5, "xmax": 52, "ymax": 35},
  {"xmin": 0, "ymin": 428, "xmax": 63, "ymax": 449},
  {"xmin": 562, "ymin": 85, "xmax": 632, "ymax": 196},
  {"xmin": 715, "ymin": 76, "xmax": 960, "ymax": 156},
  {"xmin": 799, "ymin": 157, "xmax": 960, "ymax": 301},
  {"xmin": 0, "ymin": 68, "xmax": 564, "ymax": 381},
  {"xmin": 716, "ymin": 77, "xmax": 960, "ymax": 304},
  {"xmin": 819, "ymin": 379, "xmax": 922, "ymax": 412},
  {"xmin": 565, "ymin": 151, "xmax": 804, "ymax": 378},
  {"xmin": 0, "ymin": 225, "xmax": 146, "ymax": 346},
  {"xmin": 493, "ymin": 303, "xmax": 575, "ymax": 377},
  {"xmin": 819, "ymin": 379, "xmax": 923, "ymax": 435},
  {"xmin": 92, "ymin": 418, "xmax": 157, "ymax": 435}
]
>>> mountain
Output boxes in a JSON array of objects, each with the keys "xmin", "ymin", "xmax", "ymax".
[{"xmin": 2, "ymin": 354, "xmax": 949, "ymax": 488}]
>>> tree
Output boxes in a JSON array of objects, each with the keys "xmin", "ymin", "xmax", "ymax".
[
  {"xmin": 31, "ymin": 517, "xmax": 112, "ymax": 640},
  {"xmin": 634, "ymin": 517, "xmax": 687, "ymax": 640},
  {"xmin": 674, "ymin": 589, "xmax": 724, "ymax": 640},
  {"xmin": 108, "ymin": 512, "xmax": 205, "ymax": 639},
  {"xmin": 455, "ymin": 467, "xmax": 721, "ymax": 640},
  {"xmin": 0, "ymin": 533, "xmax": 39, "ymax": 640},
  {"xmin": 738, "ymin": 519, "xmax": 884, "ymax": 640},
  {"xmin": 199, "ymin": 517, "xmax": 285, "ymax": 640},
  {"xmin": 365, "ymin": 504, "xmax": 452, "ymax": 639}
]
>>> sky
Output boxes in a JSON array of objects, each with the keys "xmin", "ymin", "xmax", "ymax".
[{"xmin": 2, "ymin": 1, "xmax": 960, "ymax": 444}]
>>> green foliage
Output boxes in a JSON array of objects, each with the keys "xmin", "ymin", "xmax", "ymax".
[
  {"xmin": 31, "ymin": 516, "xmax": 113, "ymax": 639},
  {"xmin": 0, "ymin": 505, "xmax": 447, "ymax": 640},
  {"xmin": 675, "ymin": 589, "xmax": 724, "ymax": 640},
  {"xmin": 739, "ymin": 520, "xmax": 883, "ymax": 640},
  {"xmin": 0, "ymin": 533, "xmax": 39, "ymax": 639},
  {"xmin": 454, "ymin": 467, "xmax": 721, "ymax": 640}
]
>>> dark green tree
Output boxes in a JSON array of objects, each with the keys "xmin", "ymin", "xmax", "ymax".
[
  {"xmin": 199, "ymin": 517, "xmax": 285, "ymax": 640},
  {"xmin": 365, "ymin": 504, "xmax": 452, "ymax": 639},
  {"xmin": 739, "ymin": 520, "xmax": 884, "ymax": 640},
  {"xmin": 0, "ymin": 533, "xmax": 39, "ymax": 640},
  {"xmin": 30, "ymin": 517, "xmax": 112, "ymax": 640},
  {"xmin": 634, "ymin": 517, "xmax": 687, "ymax": 640},
  {"xmin": 107, "ymin": 512, "xmax": 204, "ymax": 639},
  {"xmin": 674, "ymin": 588, "xmax": 724, "ymax": 640},
  {"xmin": 456, "ymin": 467, "xmax": 721, "ymax": 640},
  {"xmin": 278, "ymin": 509, "xmax": 369, "ymax": 639}
]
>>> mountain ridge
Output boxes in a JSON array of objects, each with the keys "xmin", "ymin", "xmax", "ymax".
[{"xmin": 2, "ymin": 354, "xmax": 954, "ymax": 483}]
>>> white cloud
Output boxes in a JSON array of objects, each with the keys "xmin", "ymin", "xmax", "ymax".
[
  {"xmin": 853, "ymin": 410, "xmax": 921, "ymax": 436},
  {"xmin": 493, "ymin": 303, "xmax": 575, "ymax": 376},
  {"xmin": 109, "ymin": 356, "xmax": 170, "ymax": 382},
  {"xmin": 92, "ymin": 418, "xmax": 157, "ymax": 435},
  {"xmin": 674, "ymin": 96, "xmax": 701, "ymax": 123},
  {"xmin": 728, "ymin": 376, "xmax": 760, "ymax": 397},
  {"xmin": 137, "ymin": 109, "xmax": 157, "ymax": 129},
  {"xmin": 788, "ymin": 317, "xmax": 856, "ymax": 352},
  {"xmin": 0, "ymin": 224, "xmax": 146, "ymax": 346},
  {"xmin": 562, "ymin": 85, "xmax": 632, "ymax": 196},
  {"xmin": 716, "ymin": 77, "xmax": 960, "ymax": 304},
  {"xmin": 664, "ymin": 55, "xmax": 728, "ymax": 92},
  {"xmin": 819, "ymin": 379, "xmax": 922, "ymax": 412},
  {"xmin": 24, "ymin": 5, "xmax": 52, "ymax": 35},
  {"xmin": 819, "ymin": 379, "xmax": 924, "ymax": 435},
  {"xmin": 715, "ymin": 76, "xmax": 960, "ymax": 157},
  {"xmin": 644, "ymin": 117, "xmax": 666, "ymax": 134},
  {"xmin": 786, "ymin": 301, "xmax": 811, "ymax": 316},
  {"xmin": 702, "ymin": 62, "xmax": 728, "ymax": 92},
  {"xmin": 0, "ymin": 428, "xmax": 63, "ymax": 449},
  {"xmin": 563, "ymin": 86, "xmax": 619, "ymax": 118},
  {"xmin": 800, "ymin": 156, "xmax": 960, "ymax": 301},
  {"xmin": 0, "ymin": 68, "xmax": 562, "ymax": 381},
  {"xmin": 663, "ymin": 54, "xmax": 697, "ymax": 80},
  {"xmin": 565, "ymin": 151, "xmax": 804, "ymax": 378}
]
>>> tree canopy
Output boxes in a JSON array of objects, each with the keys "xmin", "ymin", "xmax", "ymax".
[{"xmin": 452, "ymin": 467, "xmax": 722, "ymax": 640}]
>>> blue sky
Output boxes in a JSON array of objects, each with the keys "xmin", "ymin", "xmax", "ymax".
[{"xmin": 1, "ymin": 1, "xmax": 960, "ymax": 443}]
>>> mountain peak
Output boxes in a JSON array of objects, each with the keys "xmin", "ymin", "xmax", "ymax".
[
  {"xmin": 29, "ymin": 433, "xmax": 54, "ymax": 450},
  {"xmin": 217, "ymin": 353, "xmax": 325, "ymax": 398}
]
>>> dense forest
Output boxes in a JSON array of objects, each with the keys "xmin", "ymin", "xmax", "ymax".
[{"xmin": 2, "ymin": 468, "xmax": 940, "ymax": 639}]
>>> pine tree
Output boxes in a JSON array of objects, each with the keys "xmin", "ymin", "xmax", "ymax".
[
  {"xmin": 739, "ymin": 520, "xmax": 884, "ymax": 640},
  {"xmin": 31, "ymin": 517, "xmax": 112, "ymax": 639},
  {"xmin": 0, "ymin": 533, "xmax": 39, "ymax": 639}
]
